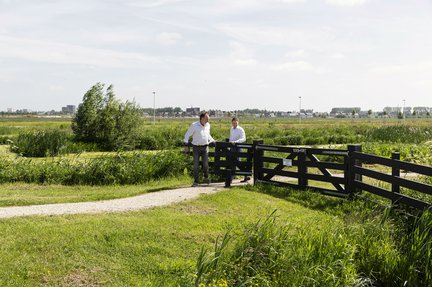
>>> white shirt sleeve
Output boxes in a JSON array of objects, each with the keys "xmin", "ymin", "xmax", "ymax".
[
  {"xmin": 183, "ymin": 123, "xmax": 194, "ymax": 144},
  {"xmin": 207, "ymin": 123, "xmax": 215, "ymax": 143}
]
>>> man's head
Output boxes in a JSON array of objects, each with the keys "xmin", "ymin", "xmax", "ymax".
[
  {"xmin": 200, "ymin": 111, "xmax": 209, "ymax": 125},
  {"xmin": 231, "ymin": 117, "xmax": 239, "ymax": 129}
]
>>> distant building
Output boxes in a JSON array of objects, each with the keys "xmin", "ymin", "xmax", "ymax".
[
  {"xmin": 413, "ymin": 107, "xmax": 430, "ymax": 116},
  {"xmin": 209, "ymin": 110, "xmax": 224, "ymax": 118},
  {"xmin": 383, "ymin": 107, "xmax": 400, "ymax": 116},
  {"xmin": 330, "ymin": 107, "xmax": 361, "ymax": 117},
  {"xmin": 61, "ymin": 105, "xmax": 76, "ymax": 114},
  {"xmin": 186, "ymin": 107, "xmax": 200, "ymax": 116}
]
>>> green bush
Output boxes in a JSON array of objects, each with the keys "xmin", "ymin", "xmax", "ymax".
[
  {"xmin": 365, "ymin": 126, "xmax": 432, "ymax": 144},
  {"xmin": 0, "ymin": 150, "xmax": 187, "ymax": 185},
  {"xmin": 11, "ymin": 129, "xmax": 69, "ymax": 157}
]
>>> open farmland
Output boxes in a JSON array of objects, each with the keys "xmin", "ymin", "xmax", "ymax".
[{"xmin": 0, "ymin": 116, "xmax": 431, "ymax": 286}]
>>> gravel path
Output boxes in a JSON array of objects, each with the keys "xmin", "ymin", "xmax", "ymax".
[{"xmin": 0, "ymin": 181, "xmax": 243, "ymax": 219}]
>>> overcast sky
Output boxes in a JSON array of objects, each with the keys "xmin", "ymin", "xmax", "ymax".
[{"xmin": 0, "ymin": 0, "xmax": 431, "ymax": 112}]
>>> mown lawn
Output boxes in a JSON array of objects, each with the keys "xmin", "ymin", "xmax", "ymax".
[
  {"xmin": 0, "ymin": 188, "xmax": 345, "ymax": 286},
  {"xmin": 1, "ymin": 185, "xmax": 427, "ymax": 286},
  {"xmin": 0, "ymin": 176, "xmax": 191, "ymax": 207}
]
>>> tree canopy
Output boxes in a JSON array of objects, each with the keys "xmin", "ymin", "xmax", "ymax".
[{"xmin": 72, "ymin": 83, "xmax": 143, "ymax": 150}]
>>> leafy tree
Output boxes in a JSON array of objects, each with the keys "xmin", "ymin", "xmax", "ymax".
[
  {"xmin": 72, "ymin": 83, "xmax": 143, "ymax": 150},
  {"xmin": 72, "ymin": 83, "xmax": 104, "ymax": 143}
]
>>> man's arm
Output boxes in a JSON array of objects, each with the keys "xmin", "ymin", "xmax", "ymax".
[{"xmin": 183, "ymin": 123, "xmax": 194, "ymax": 144}]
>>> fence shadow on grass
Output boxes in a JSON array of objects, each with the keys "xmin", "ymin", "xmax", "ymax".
[{"xmin": 244, "ymin": 183, "xmax": 359, "ymax": 216}]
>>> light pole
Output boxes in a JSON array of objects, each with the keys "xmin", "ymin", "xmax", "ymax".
[
  {"xmin": 153, "ymin": 91, "xmax": 156, "ymax": 125},
  {"xmin": 298, "ymin": 96, "xmax": 302, "ymax": 124},
  {"xmin": 402, "ymin": 99, "xmax": 406, "ymax": 119}
]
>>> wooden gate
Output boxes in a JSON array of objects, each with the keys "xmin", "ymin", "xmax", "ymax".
[
  {"xmin": 213, "ymin": 140, "xmax": 259, "ymax": 187},
  {"xmin": 253, "ymin": 144, "xmax": 352, "ymax": 198}
]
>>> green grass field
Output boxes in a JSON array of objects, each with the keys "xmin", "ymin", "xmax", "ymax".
[
  {"xmin": 0, "ymin": 176, "xmax": 191, "ymax": 207},
  {"xmin": 0, "ymin": 116, "xmax": 431, "ymax": 286},
  {"xmin": 0, "ymin": 186, "xmax": 430, "ymax": 286}
]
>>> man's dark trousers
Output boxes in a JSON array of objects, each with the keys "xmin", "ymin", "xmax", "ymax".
[{"xmin": 193, "ymin": 145, "xmax": 209, "ymax": 183}]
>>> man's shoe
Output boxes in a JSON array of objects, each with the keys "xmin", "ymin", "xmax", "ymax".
[
  {"xmin": 192, "ymin": 182, "xmax": 199, "ymax": 187},
  {"xmin": 240, "ymin": 176, "xmax": 251, "ymax": 183},
  {"xmin": 204, "ymin": 178, "xmax": 211, "ymax": 185}
]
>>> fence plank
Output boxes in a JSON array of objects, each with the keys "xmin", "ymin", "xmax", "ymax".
[
  {"xmin": 355, "ymin": 181, "xmax": 431, "ymax": 210},
  {"xmin": 353, "ymin": 152, "xmax": 432, "ymax": 176},
  {"xmin": 307, "ymin": 153, "xmax": 345, "ymax": 192},
  {"xmin": 262, "ymin": 153, "xmax": 298, "ymax": 181},
  {"xmin": 354, "ymin": 166, "xmax": 432, "ymax": 196}
]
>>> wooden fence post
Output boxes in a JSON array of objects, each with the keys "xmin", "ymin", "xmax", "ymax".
[
  {"xmin": 214, "ymin": 141, "xmax": 221, "ymax": 176},
  {"xmin": 298, "ymin": 150, "xmax": 307, "ymax": 189},
  {"xmin": 347, "ymin": 144, "xmax": 362, "ymax": 195},
  {"xmin": 253, "ymin": 140, "xmax": 264, "ymax": 185},
  {"xmin": 391, "ymin": 152, "xmax": 400, "ymax": 204}
]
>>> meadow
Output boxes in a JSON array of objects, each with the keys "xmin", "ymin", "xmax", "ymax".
[{"xmin": 0, "ymin": 116, "xmax": 431, "ymax": 286}]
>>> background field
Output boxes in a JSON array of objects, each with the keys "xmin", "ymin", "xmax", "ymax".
[{"xmin": 0, "ymin": 116, "xmax": 431, "ymax": 286}]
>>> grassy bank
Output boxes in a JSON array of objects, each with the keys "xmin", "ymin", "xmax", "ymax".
[
  {"xmin": 0, "ymin": 176, "xmax": 191, "ymax": 207},
  {"xmin": 0, "ymin": 185, "xmax": 430, "ymax": 286}
]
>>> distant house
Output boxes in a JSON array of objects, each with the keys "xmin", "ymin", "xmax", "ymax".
[
  {"xmin": 61, "ymin": 105, "xmax": 76, "ymax": 114},
  {"xmin": 186, "ymin": 107, "xmax": 200, "ymax": 116},
  {"xmin": 209, "ymin": 110, "xmax": 224, "ymax": 118},
  {"xmin": 413, "ymin": 107, "xmax": 430, "ymax": 116},
  {"xmin": 383, "ymin": 107, "xmax": 400, "ymax": 117},
  {"xmin": 330, "ymin": 107, "xmax": 361, "ymax": 117}
]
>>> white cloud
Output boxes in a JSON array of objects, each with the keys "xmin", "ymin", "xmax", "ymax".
[
  {"xmin": 285, "ymin": 49, "xmax": 308, "ymax": 58},
  {"xmin": 212, "ymin": 0, "xmax": 305, "ymax": 13},
  {"xmin": 370, "ymin": 61, "xmax": 432, "ymax": 74},
  {"xmin": 278, "ymin": 0, "xmax": 306, "ymax": 2},
  {"xmin": 272, "ymin": 61, "xmax": 327, "ymax": 73},
  {"xmin": 325, "ymin": 0, "xmax": 368, "ymax": 7},
  {"xmin": 228, "ymin": 41, "xmax": 258, "ymax": 66},
  {"xmin": 127, "ymin": 0, "xmax": 187, "ymax": 8},
  {"xmin": 0, "ymin": 35, "xmax": 161, "ymax": 67},
  {"xmin": 218, "ymin": 25, "xmax": 337, "ymax": 51},
  {"xmin": 331, "ymin": 52, "xmax": 345, "ymax": 59},
  {"xmin": 155, "ymin": 32, "xmax": 183, "ymax": 45},
  {"xmin": 234, "ymin": 59, "xmax": 257, "ymax": 66}
]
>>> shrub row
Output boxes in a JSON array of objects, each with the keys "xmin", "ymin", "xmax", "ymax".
[{"xmin": 0, "ymin": 151, "xmax": 187, "ymax": 185}]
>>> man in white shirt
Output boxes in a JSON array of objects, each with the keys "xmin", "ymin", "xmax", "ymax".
[
  {"xmin": 229, "ymin": 117, "xmax": 250, "ymax": 182},
  {"xmin": 183, "ymin": 111, "xmax": 215, "ymax": 186}
]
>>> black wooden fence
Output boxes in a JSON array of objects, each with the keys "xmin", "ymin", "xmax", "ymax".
[{"xmin": 202, "ymin": 141, "xmax": 432, "ymax": 211}]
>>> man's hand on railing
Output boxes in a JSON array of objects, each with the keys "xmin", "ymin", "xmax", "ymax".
[{"xmin": 182, "ymin": 142, "xmax": 190, "ymax": 154}]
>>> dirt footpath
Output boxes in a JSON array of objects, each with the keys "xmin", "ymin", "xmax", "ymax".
[{"xmin": 0, "ymin": 181, "xmax": 248, "ymax": 219}]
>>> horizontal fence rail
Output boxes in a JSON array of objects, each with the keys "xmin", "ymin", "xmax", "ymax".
[
  {"xmin": 351, "ymin": 151, "xmax": 432, "ymax": 210},
  {"xmin": 253, "ymin": 144, "xmax": 351, "ymax": 198},
  {"xmin": 184, "ymin": 140, "xmax": 432, "ymax": 210}
]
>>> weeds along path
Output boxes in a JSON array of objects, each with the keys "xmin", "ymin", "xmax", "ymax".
[{"xmin": 0, "ymin": 182, "xmax": 246, "ymax": 219}]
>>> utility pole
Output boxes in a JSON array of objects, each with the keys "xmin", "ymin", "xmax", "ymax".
[
  {"xmin": 402, "ymin": 99, "xmax": 406, "ymax": 119},
  {"xmin": 298, "ymin": 96, "xmax": 302, "ymax": 124},
  {"xmin": 153, "ymin": 91, "xmax": 156, "ymax": 125}
]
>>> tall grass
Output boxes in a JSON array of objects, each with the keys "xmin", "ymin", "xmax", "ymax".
[
  {"xmin": 196, "ymin": 185, "xmax": 432, "ymax": 286},
  {"xmin": 0, "ymin": 151, "xmax": 188, "ymax": 185},
  {"xmin": 10, "ymin": 129, "xmax": 70, "ymax": 157}
]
